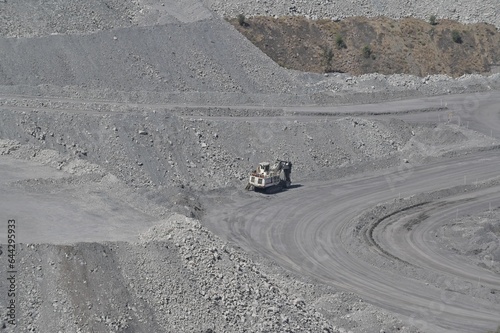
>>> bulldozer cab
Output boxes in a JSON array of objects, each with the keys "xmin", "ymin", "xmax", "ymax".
[
  {"xmin": 259, "ymin": 162, "xmax": 270, "ymax": 174},
  {"xmin": 246, "ymin": 159, "xmax": 292, "ymax": 192}
]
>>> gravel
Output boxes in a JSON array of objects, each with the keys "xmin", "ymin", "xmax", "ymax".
[
  {"xmin": 439, "ymin": 208, "xmax": 500, "ymax": 275},
  {"xmin": 1, "ymin": 1, "xmax": 499, "ymax": 107},
  {"xmin": 0, "ymin": 0, "xmax": 215, "ymax": 38},
  {"xmin": 0, "ymin": 104, "xmax": 496, "ymax": 194},
  {"xmin": 0, "ymin": 213, "xmax": 422, "ymax": 332},
  {"xmin": 0, "ymin": 102, "xmax": 496, "ymax": 332},
  {"xmin": 0, "ymin": 18, "xmax": 303, "ymax": 96},
  {"xmin": 203, "ymin": 0, "xmax": 500, "ymax": 28},
  {"xmin": 0, "ymin": 0, "xmax": 499, "ymax": 332}
]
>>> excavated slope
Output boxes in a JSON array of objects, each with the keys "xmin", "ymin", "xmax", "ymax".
[{"xmin": 0, "ymin": 19, "xmax": 301, "ymax": 95}]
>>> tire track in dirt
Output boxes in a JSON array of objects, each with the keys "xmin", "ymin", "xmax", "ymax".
[{"xmin": 203, "ymin": 94, "xmax": 500, "ymax": 332}]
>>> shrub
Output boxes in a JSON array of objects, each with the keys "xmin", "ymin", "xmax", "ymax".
[
  {"xmin": 237, "ymin": 14, "xmax": 246, "ymax": 26},
  {"xmin": 452, "ymin": 29, "xmax": 462, "ymax": 43},
  {"xmin": 362, "ymin": 45, "xmax": 372, "ymax": 58},
  {"xmin": 322, "ymin": 46, "xmax": 334, "ymax": 71},
  {"xmin": 429, "ymin": 15, "xmax": 437, "ymax": 25},
  {"xmin": 336, "ymin": 34, "xmax": 347, "ymax": 49}
]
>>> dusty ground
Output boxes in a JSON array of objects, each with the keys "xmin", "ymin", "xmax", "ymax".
[
  {"xmin": 0, "ymin": 93, "xmax": 499, "ymax": 333},
  {"xmin": 0, "ymin": 0, "xmax": 499, "ymax": 332}
]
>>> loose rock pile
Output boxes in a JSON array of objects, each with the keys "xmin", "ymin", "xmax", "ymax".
[
  {"xmin": 3, "ymin": 214, "xmax": 420, "ymax": 332},
  {"xmin": 1, "ymin": 106, "xmax": 495, "ymax": 194},
  {"xmin": 439, "ymin": 209, "xmax": 500, "ymax": 275}
]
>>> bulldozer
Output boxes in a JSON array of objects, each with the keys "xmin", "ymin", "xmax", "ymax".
[{"xmin": 245, "ymin": 159, "xmax": 292, "ymax": 192}]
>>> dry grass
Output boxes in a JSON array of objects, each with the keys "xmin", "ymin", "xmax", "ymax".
[{"xmin": 229, "ymin": 16, "xmax": 500, "ymax": 77}]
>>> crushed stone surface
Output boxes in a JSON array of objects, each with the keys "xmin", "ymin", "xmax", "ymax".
[{"xmin": 0, "ymin": 0, "xmax": 499, "ymax": 332}]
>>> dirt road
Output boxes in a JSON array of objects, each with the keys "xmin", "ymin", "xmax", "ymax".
[
  {"xmin": 0, "ymin": 91, "xmax": 498, "ymax": 332},
  {"xmin": 203, "ymin": 93, "xmax": 500, "ymax": 333}
]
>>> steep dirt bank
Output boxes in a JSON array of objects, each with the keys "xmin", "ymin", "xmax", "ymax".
[
  {"xmin": 230, "ymin": 16, "xmax": 500, "ymax": 77},
  {"xmin": 0, "ymin": 105, "xmax": 496, "ymax": 194}
]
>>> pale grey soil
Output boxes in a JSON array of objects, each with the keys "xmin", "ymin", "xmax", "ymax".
[
  {"xmin": 203, "ymin": 0, "xmax": 500, "ymax": 28},
  {"xmin": 0, "ymin": 94, "xmax": 499, "ymax": 332},
  {"xmin": 439, "ymin": 208, "xmax": 500, "ymax": 275},
  {"xmin": 1, "ymin": 0, "xmax": 499, "ymax": 107},
  {"xmin": 0, "ymin": 1, "xmax": 499, "ymax": 332}
]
